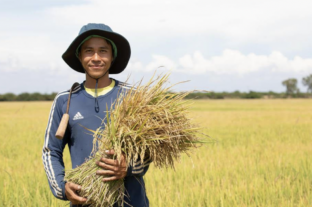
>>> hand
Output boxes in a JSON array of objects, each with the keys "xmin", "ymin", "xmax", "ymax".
[
  {"xmin": 65, "ymin": 182, "xmax": 87, "ymax": 205},
  {"xmin": 96, "ymin": 149, "xmax": 127, "ymax": 182}
]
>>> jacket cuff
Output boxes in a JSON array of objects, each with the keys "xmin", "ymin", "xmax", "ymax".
[
  {"xmin": 61, "ymin": 181, "xmax": 68, "ymax": 200},
  {"xmin": 126, "ymin": 163, "xmax": 133, "ymax": 177}
]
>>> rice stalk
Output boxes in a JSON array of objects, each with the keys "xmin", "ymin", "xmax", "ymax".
[{"xmin": 65, "ymin": 73, "xmax": 207, "ymax": 207}]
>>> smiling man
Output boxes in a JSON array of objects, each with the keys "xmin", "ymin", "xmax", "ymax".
[{"xmin": 42, "ymin": 23, "xmax": 151, "ymax": 207}]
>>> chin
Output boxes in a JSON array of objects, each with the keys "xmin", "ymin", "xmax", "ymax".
[
  {"xmin": 91, "ymin": 74, "xmax": 106, "ymax": 79},
  {"xmin": 87, "ymin": 69, "xmax": 108, "ymax": 77}
]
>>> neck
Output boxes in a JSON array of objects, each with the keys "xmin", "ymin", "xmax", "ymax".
[{"xmin": 84, "ymin": 74, "xmax": 112, "ymax": 88}]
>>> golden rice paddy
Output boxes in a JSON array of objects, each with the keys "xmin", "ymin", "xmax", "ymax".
[{"xmin": 0, "ymin": 99, "xmax": 311, "ymax": 206}]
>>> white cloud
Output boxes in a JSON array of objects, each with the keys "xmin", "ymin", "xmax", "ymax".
[
  {"xmin": 127, "ymin": 49, "xmax": 312, "ymax": 75},
  {"xmin": 145, "ymin": 55, "xmax": 177, "ymax": 72},
  {"xmin": 0, "ymin": 34, "xmax": 66, "ymax": 72},
  {"xmin": 127, "ymin": 60, "xmax": 143, "ymax": 72},
  {"xmin": 290, "ymin": 56, "xmax": 312, "ymax": 72},
  {"xmin": 45, "ymin": 0, "xmax": 312, "ymax": 43}
]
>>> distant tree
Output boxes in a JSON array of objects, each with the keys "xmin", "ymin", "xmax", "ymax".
[
  {"xmin": 29, "ymin": 92, "xmax": 43, "ymax": 101},
  {"xmin": 243, "ymin": 91, "xmax": 262, "ymax": 99},
  {"xmin": 48, "ymin": 92, "xmax": 57, "ymax": 100},
  {"xmin": 282, "ymin": 78, "xmax": 298, "ymax": 95},
  {"xmin": 302, "ymin": 74, "xmax": 312, "ymax": 93},
  {"xmin": 0, "ymin": 93, "xmax": 16, "ymax": 101},
  {"xmin": 16, "ymin": 93, "xmax": 31, "ymax": 101}
]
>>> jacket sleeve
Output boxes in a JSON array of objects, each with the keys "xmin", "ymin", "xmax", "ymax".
[
  {"xmin": 126, "ymin": 155, "xmax": 152, "ymax": 177},
  {"xmin": 42, "ymin": 92, "xmax": 70, "ymax": 200}
]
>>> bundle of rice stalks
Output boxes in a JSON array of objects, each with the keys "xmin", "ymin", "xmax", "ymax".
[{"xmin": 65, "ymin": 73, "xmax": 206, "ymax": 207}]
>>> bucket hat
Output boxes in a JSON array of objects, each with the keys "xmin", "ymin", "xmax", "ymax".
[{"xmin": 62, "ymin": 23, "xmax": 131, "ymax": 74}]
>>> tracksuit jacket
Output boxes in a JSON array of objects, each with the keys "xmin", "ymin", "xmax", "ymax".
[{"xmin": 42, "ymin": 79, "xmax": 151, "ymax": 207}]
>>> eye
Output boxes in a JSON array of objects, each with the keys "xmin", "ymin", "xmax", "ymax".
[{"xmin": 100, "ymin": 49, "xmax": 107, "ymax": 53}]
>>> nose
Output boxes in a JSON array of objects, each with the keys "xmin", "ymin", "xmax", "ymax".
[{"xmin": 91, "ymin": 52, "xmax": 100, "ymax": 62}]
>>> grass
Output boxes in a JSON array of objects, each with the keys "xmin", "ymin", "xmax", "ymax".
[{"xmin": 0, "ymin": 99, "xmax": 311, "ymax": 206}]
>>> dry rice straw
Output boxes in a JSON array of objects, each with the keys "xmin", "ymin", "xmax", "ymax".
[{"xmin": 65, "ymin": 73, "xmax": 207, "ymax": 207}]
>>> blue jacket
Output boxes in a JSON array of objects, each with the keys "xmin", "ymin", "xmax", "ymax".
[{"xmin": 42, "ymin": 79, "xmax": 151, "ymax": 207}]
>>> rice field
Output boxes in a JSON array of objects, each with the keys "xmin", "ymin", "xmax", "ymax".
[{"xmin": 0, "ymin": 99, "xmax": 311, "ymax": 207}]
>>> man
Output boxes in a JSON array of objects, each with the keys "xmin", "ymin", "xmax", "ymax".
[{"xmin": 42, "ymin": 23, "xmax": 151, "ymax": 207}]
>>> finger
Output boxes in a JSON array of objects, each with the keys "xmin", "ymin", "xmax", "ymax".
[
  {"xmin": 96, "ymin": 169, "xmax": 116, "ymax": 176},
  {"xmin": 69, "ymin": 182, "xmax": 82, "ymax": 191},
  {"xmin": 66, "ymin": 184, "xmax": 87, "ymax": 204},
  {"xmin": 96, "ymin": 161, "xmax": 116, "ymax": 171},
  {"xmin": 103, "ymin": 176, "xmax": 119, "ymax": 182},
  {"xmin": 100, "ymin": 157, "xmax": 118, "ymax": 165},
  {"xmin": 121, "ymin": 153, "xmax": 126, "ymax": 161},
  {"xmin": 98, "ymin": 160, "xmax": 127, "ymax": 172},
  {"xmin": 71, "ymin": 195, "xmax": 88, "ymax": 204},
  {"xmin": 105, "ymin": 149, "xmax": 115, "ymax": 155}
]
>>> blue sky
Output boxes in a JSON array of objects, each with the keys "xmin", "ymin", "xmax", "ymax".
[{"xmin": 1, "ymin": 0, "xmax": 312, "ymax": 94}]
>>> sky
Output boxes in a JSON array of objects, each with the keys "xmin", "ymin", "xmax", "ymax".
[{"xmin": 1, "ymin": 0, "xmax": 312, "ymax": 94}]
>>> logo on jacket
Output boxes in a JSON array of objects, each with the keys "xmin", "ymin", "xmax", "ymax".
[{"xmin": 73, "ymin": 112, "xmax": 84, "ymax": 120}]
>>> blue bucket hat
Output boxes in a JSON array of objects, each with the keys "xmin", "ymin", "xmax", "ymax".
[{"xmin": 62, "ymin": 23, "xmax": 131, "ymax": 74}]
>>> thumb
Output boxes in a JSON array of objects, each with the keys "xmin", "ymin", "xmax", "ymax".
[{"xmin": 69, "ymin": 182, "xmax": 82, "ymax": 191}]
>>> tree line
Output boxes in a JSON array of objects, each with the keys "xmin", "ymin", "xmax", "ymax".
[
  {"xmin": 1, "ymin": 91, "xmax": 310, "ymax": 101},
  {"xmin": 185, "ymin": 91, "xmax": 310, "ymax": 99},
  {"xmin": 187, "ymin": 74, "xmax": 312, "ymax": 99},
  {"xmin": 1, "ymin": 74, "xmax": 311, "ymax": 101},
  {"xmin": 0, "ymin": 92, "xmax": 57, "ymax": 101}
]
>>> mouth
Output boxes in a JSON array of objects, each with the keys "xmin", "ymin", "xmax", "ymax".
[{"xmin": 89, "ymin": 65, "xmax": 104, "ymax": 69}]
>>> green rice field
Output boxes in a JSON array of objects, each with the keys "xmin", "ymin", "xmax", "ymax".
[{"xmin": 0, "ymin": 99, "xmax": 311, "ymax": 206}]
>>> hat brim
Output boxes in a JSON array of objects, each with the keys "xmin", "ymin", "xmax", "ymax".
[{"xmin": 62, "ymin": 29, "xmax": 131, "ymax": 74}]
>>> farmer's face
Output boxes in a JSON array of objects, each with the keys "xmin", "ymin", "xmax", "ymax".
[{"xmin": 79, "ymin": 37, "xmax": 113, "ymax": 79}]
